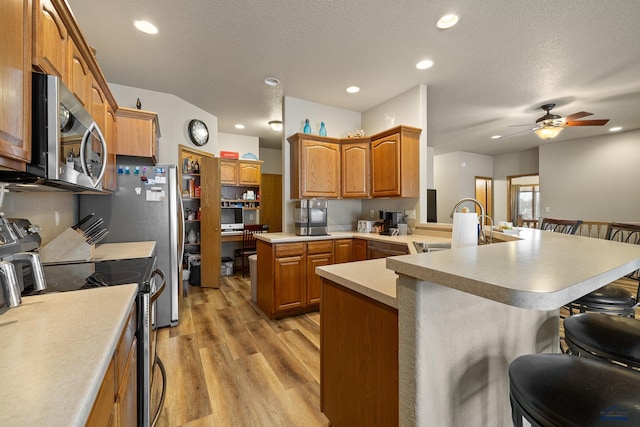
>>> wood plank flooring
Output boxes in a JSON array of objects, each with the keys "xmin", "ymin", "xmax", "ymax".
[{"xmin": 152, "ymin": 274, "xmax": 329, "ymax": 427}]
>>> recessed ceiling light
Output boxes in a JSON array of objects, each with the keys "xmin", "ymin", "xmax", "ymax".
[
  {"xmin": 609, "ymin": 126, "xmax": 623, "ymax": 132},
  {"xmin": 234, "ymin": 124, "xmax": 245, "ymax": 129},
  {"xmin": 416, "ymin": 60, "xmax": 434, "ymax": 70},
  {"xmin": 436, "ymin": 14, "xmax": 459, "ymax": 29},
  {"xmin": 346, "ymin": 86, "xmax": 360, "ymax": 94},
  {"xmin": 264, "ymin": 77, "xmax": 280, "ymax": 87},
  {"xmin": 133, "ymin": 20, "xmax": 158, "ymax": 35},
  {"xmin": 491, "ymin": 135, "xmax": 502, "ymax": 139}
]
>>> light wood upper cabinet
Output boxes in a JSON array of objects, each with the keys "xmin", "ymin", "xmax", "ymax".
[
  {"xmin": 220, "ymin": 159, "xmax": 262, "ymax": 185},
  {"xmin": 341, "ymin": 139, "xmax": 369, "ymax": 198},
  {"xmin": 33, "ymin": 0, "xmax": 68, "ymax": 81},
  {"xmin": 220, "ymin": 160, "xmax": 238, "ymax": 185},
  {"xmin": 239, "ymin": 162, "xmax": 261, "ymax": 185},
  {"xmin": 116, "ymin": 107, "xmax": 160, "ymax": 162},
  {"xmin": 68, "ymin": 37, "xmax": 89, "ymax": 107},
  {"xmin": 370, "ymin": 126, "xmax": 421, "ymax": 198},
  {"xmin": 0, "ymin": 0, "xmax": 32, "ymax": 169},
  {"xmin": 288, "ymin": 134, "xmax": 341, "ymax": 199}
]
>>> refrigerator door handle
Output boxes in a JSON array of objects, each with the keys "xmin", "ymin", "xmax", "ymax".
[{"xmin": 177, "ymin": 181, "xmax": 185, "ymax": 264}]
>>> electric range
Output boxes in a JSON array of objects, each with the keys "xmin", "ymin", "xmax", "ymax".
[{"xmin": 22, "ymin": 256, "xmax": 165, "ymax": 427}]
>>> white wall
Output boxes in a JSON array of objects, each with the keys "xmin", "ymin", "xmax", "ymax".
[
  {"xmin": 492, "ymin": 148, "xmax": 539, "ymax": 223},
  {"xmin": 539, "ymin": 129, "xmax": 640, "ymax": 221},
  {"xmin": 282, "ymin": 96, "xmax": 362, "ymax": 232},
  {"xmin": 259, "ymin": 148, "xmax": 283, "ymax": 175},
  {"xmin": 433, "ymin": 151, "xmax": 493, "ymax": 223},
  {"xmin": 109, "ymin": 83, "xmax": 219, "ymax": 165},
  {"xmin": 218, "ymin": 132, "xmax": 259, "ymax": 158}
]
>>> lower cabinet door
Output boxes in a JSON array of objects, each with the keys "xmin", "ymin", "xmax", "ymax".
[
  {"xmin": 274, "ymin": 255, "xmax": 305, "ymax": 311},
  {"xmin": 116, "ymin": 337, "xmax": 137, "ymax": 427},
  {"xmin": 306, "ymin": 252, "xmax": 333, "ymax": 305}
]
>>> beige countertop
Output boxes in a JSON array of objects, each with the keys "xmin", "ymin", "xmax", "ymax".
[
  {"xmin": 92, "ymin": 240, "xmax": 156, "ymax": 261},
  {"xmin": 316, "ymin": 258, "xmax": 399, "ymax": 308},
  {"xmin": 387, "ymin": 227, "xmax": 640, "ymax": 310},
  {"xmin": 255, "ymin": 231, "xmax": 451, "ymax": 254},
  {"xmin": 316, "ymin": 227, "xmax": 640, "ymax": 310},
  {"xmin": 0, "ymin": 284, "xmax": 138, "ymax": 427}
]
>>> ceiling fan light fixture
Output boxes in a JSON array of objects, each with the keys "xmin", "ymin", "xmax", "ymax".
[
  {"xmin": 609, "ymin": 126, "xmax": 623, "ymax": 132},
  {"xmin": 534, "ymin": 125, "xmax": 564, "ymax": 140},
  {"xmin": 268, "ymin": 120, "xmax": 283, "ymax": 131}
]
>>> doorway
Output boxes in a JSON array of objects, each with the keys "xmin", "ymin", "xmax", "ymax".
[
  {"xmin": 260, "ymin": 174, "xmax": 283, "ymax": 232},
  {"xmin": 507, "ymin": 174, "xmax": 540, "ymax": 227},
  {"xmin": 475, "ymin": 176, "xmax": 493, "ymax": 219}
]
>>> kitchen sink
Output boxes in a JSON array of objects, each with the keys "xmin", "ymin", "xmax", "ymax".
[{"xmin": 413, "ymin": 241, "xmax": 451, "ymax": 253}]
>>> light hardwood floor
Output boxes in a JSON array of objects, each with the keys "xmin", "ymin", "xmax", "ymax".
[{"xmin": 152, "ymin": 274, "xmax": 329, "ymax": 427}]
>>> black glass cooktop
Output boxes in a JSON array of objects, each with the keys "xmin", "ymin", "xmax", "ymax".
[{"xmin": 22, "ymin": 257, "xmax": 156, "ymax": 295}]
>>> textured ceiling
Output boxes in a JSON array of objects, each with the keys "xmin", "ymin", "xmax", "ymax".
[{"xmin": 67, "ymin": 0, "xmax": 640, "ymax": 155}]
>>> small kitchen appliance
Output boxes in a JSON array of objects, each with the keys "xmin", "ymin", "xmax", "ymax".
[
  {"xmin": 379, "ymin": 210, "xmax": 404, "ymax": 235},
  {"xmin": 295, "ymin": 199, "xmax": 329, "ymax": 236},
  {"xmin": 357, "ymin": 219, "xmax": 376, "ymax": 233}
]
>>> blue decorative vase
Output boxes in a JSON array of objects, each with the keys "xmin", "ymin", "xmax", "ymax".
[
  {"xmin": 303, "ymin": 119, "xmax": 311, "ymax": 134},
  {"xmin": 319, "ymin": 122, "xmax": 327, "ymax": 136}
]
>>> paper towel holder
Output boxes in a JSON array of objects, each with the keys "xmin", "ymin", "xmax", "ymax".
[{"xmin": 450, "ymin": 198, "xmax": 494, "ymax": 245}]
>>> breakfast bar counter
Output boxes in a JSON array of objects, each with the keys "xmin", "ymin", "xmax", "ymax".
[{"xmin": 316, "ymin": 228, "xmax": 640, "ymax": 427}]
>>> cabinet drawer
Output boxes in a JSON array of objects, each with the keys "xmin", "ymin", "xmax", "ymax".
[
  {"xmin": 307, "ymin": 241, "xmax": 333, "ymax": 255},
  {"xmin": 275, "ymin": 243, "xmax": 305, "ymax": 258}
]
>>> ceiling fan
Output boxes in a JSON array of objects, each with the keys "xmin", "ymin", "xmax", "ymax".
[{"xmin": 508, "ymin": 103, "xmax": 610, "ymax": 140}]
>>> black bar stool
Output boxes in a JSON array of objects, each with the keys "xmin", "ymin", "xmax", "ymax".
[
  {"xmin": 564, "ymin": 313, "xmax": 640, "ymax": 370},
  {"xmin": 566, "ymin": 222, "xmax": 640, "ymax": 317},
  {"xmin": 509, "ymin": 353, "xmax": 640, "ymax": 427}
]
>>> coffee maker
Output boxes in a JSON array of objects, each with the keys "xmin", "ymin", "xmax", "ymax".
[{"xmin": 379, "ymin": 210, "xmax": 403, "ymax": 235}]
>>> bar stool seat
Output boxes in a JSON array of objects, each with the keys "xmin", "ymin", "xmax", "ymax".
[
  {"xmin": 564, "ymin": 313, "xmax": 640, "ymax": 370},
  {"xmin": 509, "ymin": 353, "xmax": 640, "ymax": 427}
]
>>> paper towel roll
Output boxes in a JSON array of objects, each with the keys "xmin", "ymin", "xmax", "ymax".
[{"xmin": 451, "ymin": 212, "xmax": 478, "ymax": 249}]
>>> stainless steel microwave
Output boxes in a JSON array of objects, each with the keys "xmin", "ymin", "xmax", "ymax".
[{"xmin": 0, "ymin": 73, "xmax": 107, "ymax": 193}]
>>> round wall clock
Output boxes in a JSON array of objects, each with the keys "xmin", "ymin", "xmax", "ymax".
[{"xmin": 188, "ymin": 119, "xmax": 209, "ymax": 146}]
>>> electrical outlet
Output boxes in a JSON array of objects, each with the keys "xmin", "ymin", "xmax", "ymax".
[
  {"xmin": 369, "ymin": 209, "xmax": 375, "ymax": 219},
  {"xmin": 249, "ymin": 213, "xmax": 254, "ymax": 220},
  {"xmin": 405, "ymin": 210, "xmax": 416, "ymax": 220},
  {"xmin": 545, "ymin": 207, "xmax": 550, "ymax": 213}
]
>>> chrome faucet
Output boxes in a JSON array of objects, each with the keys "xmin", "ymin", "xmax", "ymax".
[{"xmin": 450, "ymin": 198, "xmax": 493, "ymax": 245}]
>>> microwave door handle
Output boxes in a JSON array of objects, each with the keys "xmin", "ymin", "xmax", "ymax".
[{"xmin": 79, "ymin": 122, "xmax": 108, "ymax": 188}]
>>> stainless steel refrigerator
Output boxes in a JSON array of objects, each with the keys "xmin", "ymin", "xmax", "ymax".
[{"xmin": 79, "ymin": 162, "xmax": 184, "ymax": 327}]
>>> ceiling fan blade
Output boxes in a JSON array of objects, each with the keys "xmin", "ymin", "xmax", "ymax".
[
  {"xmin": 563, "ymin": 111, "xmax": 593, "ymax": 121},
  {"xmin": 565, "ymin": 119, "xmax": 610, "ymax": 126}
]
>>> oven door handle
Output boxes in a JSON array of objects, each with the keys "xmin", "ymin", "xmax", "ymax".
[
  {"xmin": 151, "ymin": 356, "xmax": 167, "ymax": 427},
  {"xmin": 150, "ymin": 268, "xmax": 166, "ymax": 304}
]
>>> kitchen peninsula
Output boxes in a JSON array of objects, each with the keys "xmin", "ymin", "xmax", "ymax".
[
  {"xmin": 254, "ymin": 231, "xmax": 451, "ymax": 319},
  {"xmin": 316, "ymin": 228, "xmax": 640, "ymax": 426}
]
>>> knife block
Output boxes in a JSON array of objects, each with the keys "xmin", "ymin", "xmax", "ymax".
[{"xmin": 39, "ymin": 228, "xmax": 95, "ymax": 263}]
